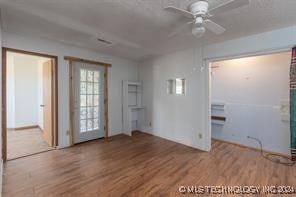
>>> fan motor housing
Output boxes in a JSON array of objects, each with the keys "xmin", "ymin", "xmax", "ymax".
[{"xmin": 189, "ymin": 1, "xmax": 209, "ymax": 15}]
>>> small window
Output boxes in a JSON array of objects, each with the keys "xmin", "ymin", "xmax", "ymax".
[
  {"xmin": 167, "ymin": 78, "xmax": 186, "ymax": 95},
  {"xmin": 176, "ymin": 78, "xmax": 185, "ymax": 95},
  {"xmin": 167, "ymin": 79, "xmax": 175, "ymax": 94}
]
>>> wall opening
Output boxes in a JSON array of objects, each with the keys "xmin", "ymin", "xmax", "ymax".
[
  {"xmin": 2, "ymin": 48, "xmax": 58, "ymax": 161},
  {"xmin": 210, "ymin": 51, "xmax": 291, "ymax": 155}
]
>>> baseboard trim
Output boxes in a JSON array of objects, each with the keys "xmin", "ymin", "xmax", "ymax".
[
  {"xmin": 38, "ymin": 125, "xmax": 43, "ymax": 132},
  {"xmin": 7, "ymin": 149, "xmax": 55, "ymax": 161},
  {"xmin": 131, "ymin": 130, "xmax": 143, "ymax": 134},
  {"xmin": 7, "ymin": 125, "xmax": 39, "ymax": 131},
  {"xmin": 135, "ymin": 130, "xmax": 207, "ymax": 151},
  {"xmin": 212, "ymin": 137, "xmax": 290, "ymax": 158},
  {"xmin": 131, "ymin": 131, "xmax": 289, "ymax": 157}
]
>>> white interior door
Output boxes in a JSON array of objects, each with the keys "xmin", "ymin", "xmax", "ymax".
[{"xmin": 74, "ymin": 62, "xmax": 105, "ymax": 144}]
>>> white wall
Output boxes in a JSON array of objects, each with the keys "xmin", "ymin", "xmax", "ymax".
[
  {"xmin": 139, "ymin": 25, "xmax": 296, "ymax": 152},
  {"xmin": 211, "ymin": 52, "xmax": 291, "ymax": 155},
  {"xmin": 2, "ymin": 32, "xmax": 138, "ymax": 148},
  {"xmin": 139, "ymin": 48, "xmax": 210, "ymax": 151},
  {"xmin": 204, "ymin": 26, "xmax": 296, "ymax": 60},
  {"xmin": 14, "ymin": 55, "xmax": 39, "ymax": 128},
  {"xmin": 6, "ymin": 54, "xmax": 44, "ymax": 129},
  {"xmin": 3, "ymin": 25, "xmax": 295, "ymax": 152},
  {"xmin": 7, "ymin": 54, "xmax": 15, "ymax": 128}
]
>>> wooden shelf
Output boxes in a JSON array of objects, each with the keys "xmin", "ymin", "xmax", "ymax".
[
  {"xmin": 129, "ymin": 106, "xmax": 145, "ymax": 109},
  {"xmin": 128, "ymin": 82, "xmax": 142, "ymax": 86},
  {"xmin": 128, "ymin": 91, "xmax": 141, "ymax": 93},
  {"xmin": 211, "ymin": 116, "xmax": 226, "ymax": 121}
]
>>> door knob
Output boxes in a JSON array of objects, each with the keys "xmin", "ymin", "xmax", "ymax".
[{"xmin": 40, "ymin": 104, "xmax": 45, "ymax": 107}]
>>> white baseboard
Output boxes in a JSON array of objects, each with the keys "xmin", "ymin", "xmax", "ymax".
[{"xmin": 139, "ymin": 129, "xmax": 208, "ymax": 152}]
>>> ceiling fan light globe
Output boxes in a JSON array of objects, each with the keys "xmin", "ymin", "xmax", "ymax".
[
  {"xmin": 192, "ymin": 26, "xmax": 205, "ymax": 37},
  {"xmin": 195, "ymin": 17, "xmax": 203, "ymax": 24}
]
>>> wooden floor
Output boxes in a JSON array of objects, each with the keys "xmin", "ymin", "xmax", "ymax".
[
  {"xmin": 3, "ymin": 131, "xmax": 296, "ymax": 196},
  {"xmin": 7, "ymin": 128, "xmax": 53, "ymax": 160}
]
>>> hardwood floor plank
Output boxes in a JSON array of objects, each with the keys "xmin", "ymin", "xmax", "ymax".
[{"xmin": 3, "ymin": 131, "xmax": 296, "ymax": 196}]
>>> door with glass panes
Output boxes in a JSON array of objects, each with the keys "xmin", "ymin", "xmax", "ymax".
[{"xmin": 74, "ymin": 62, "xmax": 105, "ymax": 143}]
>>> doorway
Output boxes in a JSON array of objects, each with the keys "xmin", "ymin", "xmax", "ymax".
[
  {"xmin": 209, "ymin": 51, "xmax": 291, "ymax": 155},
  {"xmin": 2, "ymin": 48, "xmax": 58, "ymax": 161},
  {"xmin": 74, "ymin": 62, "xmax": 105, "ymax": 143},
  {"xmin": 66, "ymin": 56, "xmax": 111, "ymax": 145}
]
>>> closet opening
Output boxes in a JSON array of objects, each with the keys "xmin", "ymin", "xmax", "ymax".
[{"xmin": 210, "ymin": 51, "xmax": 291, "ymax": 157}]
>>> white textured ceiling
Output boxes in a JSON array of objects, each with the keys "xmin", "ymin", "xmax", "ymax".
[{"xmin": 1, "ymin": 0, "xmax": 296, "ymax": 61}]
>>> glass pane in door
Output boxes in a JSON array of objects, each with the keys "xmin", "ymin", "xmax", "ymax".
[{"xmin": 79, "ymin": 69, "xmax": 101, "ymax": 133}]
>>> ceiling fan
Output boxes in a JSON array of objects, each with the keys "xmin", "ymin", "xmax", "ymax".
[{"xmin": 164, "ymin": 0, "xmax": 249, "ymax": 37}]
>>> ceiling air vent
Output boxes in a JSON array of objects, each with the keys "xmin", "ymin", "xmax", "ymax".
[{"xmin": 96, "ymin": 38, "xmax": 113, "ymax": 46}]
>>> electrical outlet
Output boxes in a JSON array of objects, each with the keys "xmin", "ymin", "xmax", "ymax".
[
  {"xmin": 66, "ymin": 130, "xmax": 70, "ymax": 136},
  {"xmin": 198, "ymin": 133, "xmax": 203, "ymax": 139}
]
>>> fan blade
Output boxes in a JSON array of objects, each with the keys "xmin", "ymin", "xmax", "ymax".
[
  {"xmin": 209, "ymin": 0, "xmax": 249, "ymax": 15},
  {"xmin": 168, "ymin": 21, "xmax": 193, "ymax": 37},
  {"xmin": 164, "ymin": 6, "xmax": 195, "ymax": 19},
  {"xmin": 203, "ymin": 20, "xmax": 225, "ymax": 35}
]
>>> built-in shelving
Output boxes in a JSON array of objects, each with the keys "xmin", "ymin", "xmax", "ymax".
[
  {"xmin": 211, "ymin": 101, "xmax": 226, "ymax": 125},
  {"xmin": 122, "ymin": 81, "xmax": 145, "ymax": 136}
]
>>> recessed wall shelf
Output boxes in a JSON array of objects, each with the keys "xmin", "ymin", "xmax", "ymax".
[
  {"xmin": 211, "ymin": 101, "xmax": 226, "ymax": 126},
  {"xmin": 122, "ymin": 80, "xmax": 145, "ymax": 136},
  {"xmin": 211, "ymin": 101, "xmax": 225, "ymax": 111},
  {"xmin": 129, "ymin": 106, "xmax": 145, "ymax": 109}
]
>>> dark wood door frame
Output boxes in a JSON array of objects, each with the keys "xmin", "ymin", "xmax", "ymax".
[{"xmin": 2, "ymin": 47, "xmax": 59, "ymax": 161}]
